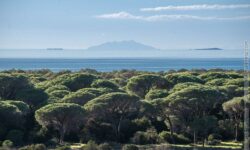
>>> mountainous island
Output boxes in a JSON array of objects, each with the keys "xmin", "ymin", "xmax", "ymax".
[
  {"xmin": 193, "ymin": 48, "xmax": 223, "ymax": 50},
  {"xmin": 86, "ymin": 40, "xmax": 160, "ymax": 51},
  {"xmin": 83, "ymin": 40, "xmax": 161, "ymax": 57}
]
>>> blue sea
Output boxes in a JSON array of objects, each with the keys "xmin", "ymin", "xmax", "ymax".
[{"xmin": 0, "ymin": 58, "xmax": 244, "ymax": 72}]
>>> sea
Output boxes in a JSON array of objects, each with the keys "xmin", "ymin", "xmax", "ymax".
[{"xmin": 0, "ymin": 58, "xmax": 244, "ymax": 72}]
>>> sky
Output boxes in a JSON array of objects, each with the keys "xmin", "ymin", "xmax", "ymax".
[{"xmin": 0, "ymin": 0, "xmax": 250, "ymax": 50}]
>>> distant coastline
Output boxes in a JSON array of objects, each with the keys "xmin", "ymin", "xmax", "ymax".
[
  {"xmin": 192, "ymin": 48, "xmax": 223, "ymax": 51},
  {"xmin": 46, "ymin": 48, "xmax": 64, "ymax": 50}
]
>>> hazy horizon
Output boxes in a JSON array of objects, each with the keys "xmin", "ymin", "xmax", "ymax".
[{"xmin": 0, "ymin": 0, "xmax": 250, "ymax": 58}]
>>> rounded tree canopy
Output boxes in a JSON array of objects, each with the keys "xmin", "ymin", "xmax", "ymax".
[
  {"xmin": 48, "ymin": 90, "xmax": 71, "ymax": 99},
  {"xmin": 55, "ymin": 73, "xmax": 98, "ymax": 91},
  {"xmin": 199, "ymin": 72, "xmax": 231, "ymax": 81},
  {"xmin": 222, "ymin": 96, "xmax": 249, "ymax": 114},
  {"xmin": 141, "ymin": 98, "xmax": 166, "ymax": 117},
  {"xmin": 16, "ymin": 88, "xmax": 48, "ymax": 108},
  {"xmin": 224, "ymin": 78, "xmax": 245, "ymax": 87},
  {"xmin": 35, "ymin": 103, "xmax": 85, "ymax": 128},
  {"xmin": 110, "ymin": 77, "xmax": 127, "ymax": 87},
  {"xmin": 205, "ymin": 78, "xmax": 228, "ymax": 86},
  {"xmin": 126, "ymin": 74, "xmax": 171, "ymax": 98},
  {"xmin": 76, "ymin": 87, "xmax": 115, "ymax": 97},
  {"xmin": 30, "ymin": 76, "xmax": 47, "ymax": 84},
  {"xmin": 84, "ymin": 92, "xmax": 140, "ymax": 112},
  {"xmin": 145, "ymin": 89, "xmax": 168, "ymax": 101},
  {"xmin": 0, "ymin": 73, "xmax": 31, "ymax": 99},
  {"xmin": 166, "ymin": 85, "xmax": 226, "ymax": 116},
  {"xmin": 169, "ymin": 82, "xmax": 202, "ymax": 94},
  {"xmin": 3, "ymin": 100, "xmax": 30, "ymax": 114},
  {"xmin": 218, "ymin": 85, "xmax": 244, "ymax": 99},
  {"xmin": 0, "ymin": 100, "xmax": 29, "ymax": 128},
  {"xmin": 165, "ymin": 73, "xmax": 204, "ymax": 85},
  {"xmin": 0, "ymin": 100, "xmax": 29, "ymax": 114},
  {"xmin": 61, "ymin": 91, "xmax": 96, "ymax": 105},
  {"xmin": 226, "ymin": 72, "xmax": 243, "ymax": 79},
  {"xmin": 36, "ymin": 73, "xmax": 98, "ymax": 91},
  {"xmin": 45, "ymin": 85, "xmax": 70, "ymax": 94},
  {"xmin": 91, "ymin": 79, "xmax": 119, "ymax": 90}
]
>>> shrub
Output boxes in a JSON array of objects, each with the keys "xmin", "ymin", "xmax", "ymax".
[
  {"xmin": 2, "ymin": 140, "xmax": 13, "ymax": 148},
  {"xmin": 208, "ymin": 133, "xmax": 222, "ymax": 141},
  {"xmin": 131, "ymin": 128, "xmax": 162, "ymax": 145},
  {"xmin": 159, "ymin": 131, "xmax": 172, "ymax": 143},
  {"xmin": 0, "ymin": 124, "xmax": 7, "ymax": 139},
  {"xmin": 207, "ymin": 134, "xmax": 222, "ymax": 145},
  {"xmin": 131, "ymin": 131, "xmax": 147, "ymax": 145},
  {"xmin": 176, "ymin": 134, "xmax": 191, "ymax": 144},
  {"xmin": 34, "ymin": 144, "xmax": 46, "ymax": 150},
  {"xmin": 18, "ymin": 144, "xmax": 46, "ymax": 150},
  {"xmin": 19, "ymin": 147, "xmax": 27, "ymax": 150},
  {"xmin": 45, "ymin": 138, "xmax": 58, "ymax": 147},
  {"xmin": 98, "ymin": 143, "xmax": 112, "ymax": 150},
  {"xmin": 122, "ymin": 144, "xmax": 138, "ymax": 150},
  {"xmin": 207, "ymin": 139, "xmax": 221, "ymax": 145},
  {"xmin": 6, "ymin": 129, "xmax": 24, "ymax": 145},
  {"xmin": 55, "ymin": 145, "xmax": 71, "ymax": 150},
  {"xmin": 81, "ymin": 140, "xmax": 98, "ymax": 150},
  {"xmin": 132, "ymin": 117, "xmax": 151, "ymax": 132},
  {"xmin": 159, "ymin": 131, "xmax": 191, "ymax": 144}
]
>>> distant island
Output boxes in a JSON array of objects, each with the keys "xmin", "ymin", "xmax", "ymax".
[
  {"xmin": 46, "ymin": 48, "xmax": 64, "ymax": 50},
  {"xmin": 193, "ymin": 48, "xmax": 223, "ymax": 50},
  {"xmin": 86, "ymin": 40, "xmax": 159, "ymax": 51}
]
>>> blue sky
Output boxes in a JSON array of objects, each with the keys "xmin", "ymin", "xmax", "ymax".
[{"xmin": 0, "ymin": 0, "xmax": 250, "ymax": 50}]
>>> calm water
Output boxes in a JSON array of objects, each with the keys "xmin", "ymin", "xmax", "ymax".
[{"xmin": 0, "ymin": 58, "xmax": 244, "ymax": 72}]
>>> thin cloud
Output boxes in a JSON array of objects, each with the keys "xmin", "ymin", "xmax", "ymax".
[
  {"xmin": 96, "ymin": 12, "xmax": 250, "ymax": 21},
  {"xmin": 141, "ymin": 4, "xmax": 250, "ymax": 11},
  {"xmin": 96, "ymin": 11, "xmax": 143, "ymax": 20}
]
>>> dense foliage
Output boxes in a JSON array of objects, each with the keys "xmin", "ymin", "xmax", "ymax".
[{"xmin": 0, "ymin": 69, "xmax": 249, "ymax": 149}]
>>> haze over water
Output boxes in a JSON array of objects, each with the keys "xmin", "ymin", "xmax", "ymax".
[{"xmin": 0, "ymin": 48, "xmax": 243, "ymax": 58}]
